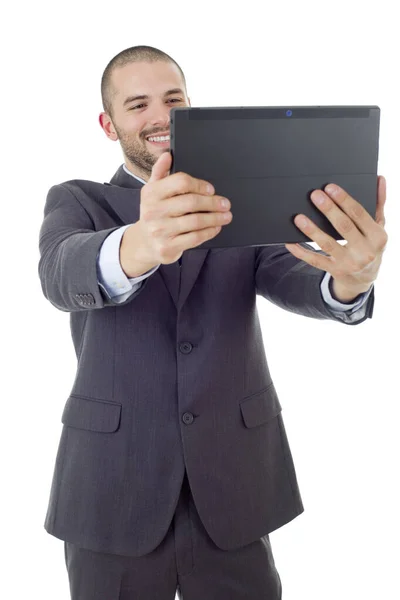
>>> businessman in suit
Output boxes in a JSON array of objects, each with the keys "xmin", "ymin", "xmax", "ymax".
[{"xmin": 38, "ymin": 45, "xmax": 388, "ymax": 599}]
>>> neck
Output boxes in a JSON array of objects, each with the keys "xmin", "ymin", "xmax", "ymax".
[{"xmin": 124, "ymin": 159, "xmax": 149, "ymax": 182}]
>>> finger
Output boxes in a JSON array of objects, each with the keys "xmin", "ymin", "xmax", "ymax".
[
  {"xmin": 173, "ymin": 225, "xmax": 222, "ymax": 252},
  {"xmin": 167, "ymin": 193, "xmax": 229, "ymax": 218},
  {"xmin": 375, "ymin": 175, "xmax": 386, "ymax": 227},
  {"xmin": 293, "ymin": 213, "xmax": 347, "ymax": 259},
  {"xmin": 148, "ymin": 157, "xmax": 214, "ymax": 200},
  {"xmin": 285, "ymin": 242, "xmax": 333, "ymax": 273},
  {"xmin": 148, "ymin": 151, "xmax": 172, "ymax": 183},
  {"xmin": 309, "ymin": 189, "xmax": 363, "ymax": 245},
  {"xmin": 176, "ymin": 209, "xmax": 232, "ymax": 234},
  {"xmin": 323, "ymin": 183, "xmax": 381, "ymax": 239}
]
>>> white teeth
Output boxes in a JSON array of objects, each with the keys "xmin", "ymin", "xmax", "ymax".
[{"xmin": 147, "ymin": 135, "xmax": 170, "ymax": 142}]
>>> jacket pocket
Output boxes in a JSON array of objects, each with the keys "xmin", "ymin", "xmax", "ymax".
[
  {"xmin": 61, "ymin": 394, "xmax": 122, "ymax": 432},
  {"xmin": 239, "ymin": 382, "xmax": 282, "ymax": 428}
]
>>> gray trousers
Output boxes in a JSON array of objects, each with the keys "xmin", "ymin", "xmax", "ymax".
[{"xmin": 64, "ymin": 471, "xmax": 282, "ymax": 599}]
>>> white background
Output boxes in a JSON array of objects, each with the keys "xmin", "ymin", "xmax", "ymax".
[{"xmin": 1, "ymin": 1, "xmax": 399, "ymax": 598}]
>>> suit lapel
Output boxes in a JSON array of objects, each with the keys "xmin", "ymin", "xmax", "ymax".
[{"xmin": 102, "ymin": 165, "xmax": 209, "ymax": 311}]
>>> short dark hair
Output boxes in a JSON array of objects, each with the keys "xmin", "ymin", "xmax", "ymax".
[{"xmin": 101, "ymin": 45, "xmax": 187, "ymax": 119}]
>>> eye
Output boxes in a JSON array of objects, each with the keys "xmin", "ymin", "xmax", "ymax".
[{"xmin": 130, "ymin": 99, "xmax": 182, "ymax": 110}]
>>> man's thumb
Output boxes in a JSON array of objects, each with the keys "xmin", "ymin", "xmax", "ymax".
[{"xmin": 148, "ymin": 151, "xmax": 172, "ymax": 184}]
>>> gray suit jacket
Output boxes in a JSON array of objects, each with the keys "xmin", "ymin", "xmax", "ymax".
[{"xmin": 38, "ymin": 164, "xmax": 374, "ymax": 557}]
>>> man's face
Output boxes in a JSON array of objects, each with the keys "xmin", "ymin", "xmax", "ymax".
[{"xmin": 101, "ymin": 61, "xmax": 190, "ymax": 180}]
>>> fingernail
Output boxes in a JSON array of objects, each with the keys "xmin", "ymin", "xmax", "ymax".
[
  {"xmin": 207, "ymin": 184, "xmax": 214, "ymax": 194},
  {"xmin": 325, "ymin": 184, "xmax": 337, "ymax": 195},
  {"xmin": 312, "ymin": 192, "xmax": 325, "ymax": 205},
  {"xmin": 296, "ymin": 216, "xmax": 308, "ymax": 227}
]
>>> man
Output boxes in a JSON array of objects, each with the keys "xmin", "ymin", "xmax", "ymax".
[{"xmin": 38, "ymin": 45, "xmax": 387, "ymax": 599}]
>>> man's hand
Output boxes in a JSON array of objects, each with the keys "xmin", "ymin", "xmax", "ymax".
[
  {"xmin": 284, "ymin": 176, "xmax": 388, "ymax": 302},
  {"xmin": 120, "ymin": 152, "xmax": 232, "ymax": 277}
]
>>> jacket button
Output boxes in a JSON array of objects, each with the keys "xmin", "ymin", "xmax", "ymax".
[
  {"xmin": 182, "ymin": 412, "xmax": 194, "ymax": 424},
  {"xmin": 179, "ymin": 342, "xmax": 193, "ymax": 354}
]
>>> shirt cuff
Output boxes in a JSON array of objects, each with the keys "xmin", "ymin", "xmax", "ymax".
[
  {"xmin": 96, "ymin": 225, "xmax": 160, "ymax": 298},
  {"xmin": 320, "ymin": 271, "xmax": 373, "ymax": 312}
]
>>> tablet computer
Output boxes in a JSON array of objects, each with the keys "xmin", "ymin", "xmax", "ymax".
[{"xmin": 169, "ymin": 105, "xmax": 380, "ymax": 248}]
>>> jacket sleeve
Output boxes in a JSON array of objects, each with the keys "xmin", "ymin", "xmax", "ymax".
[
  {"xmin": 255, "ymin": 242, "xmax": 374, "ymax": 325},
  {"xmin": 38, "ymin": 183, "xmax": 150, "ymax": 312}
]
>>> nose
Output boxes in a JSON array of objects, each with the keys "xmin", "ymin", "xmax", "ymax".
[{"xmin": 147, "ymin": 107, "xmax": 171, "ymax": 131}]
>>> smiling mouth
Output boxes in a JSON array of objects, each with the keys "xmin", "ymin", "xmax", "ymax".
[{"xmin": 146, "ymin": 138, "xmax": 170, "ymax": 146}]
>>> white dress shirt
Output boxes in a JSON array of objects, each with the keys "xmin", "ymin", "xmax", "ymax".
[{"xmin": 96, "ymin": 165, "xmax": 373, "ymax": 320}]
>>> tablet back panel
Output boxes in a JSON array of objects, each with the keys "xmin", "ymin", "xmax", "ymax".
[{"xmin": 169, "ymin": 106, "xmax": 380, "ymax": 248}]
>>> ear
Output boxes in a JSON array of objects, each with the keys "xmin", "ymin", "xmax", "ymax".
[{"xmin": 99, "ymin": 112, "xmax": 118, "ymax": 141}]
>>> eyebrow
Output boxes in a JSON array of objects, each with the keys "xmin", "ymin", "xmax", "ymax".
[{"xmin": 123, "ymin": 88, "xmax": 185, "ymax": 107}]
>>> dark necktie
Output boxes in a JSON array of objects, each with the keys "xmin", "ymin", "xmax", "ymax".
[{"xmin": 178, "ymin": 257, "xmax": 182, "ymax": 266}]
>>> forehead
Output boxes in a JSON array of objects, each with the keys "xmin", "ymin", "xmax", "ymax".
[{"xmin": 111, "ymin": 61, "xmax": 185, "ymax": 104}]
